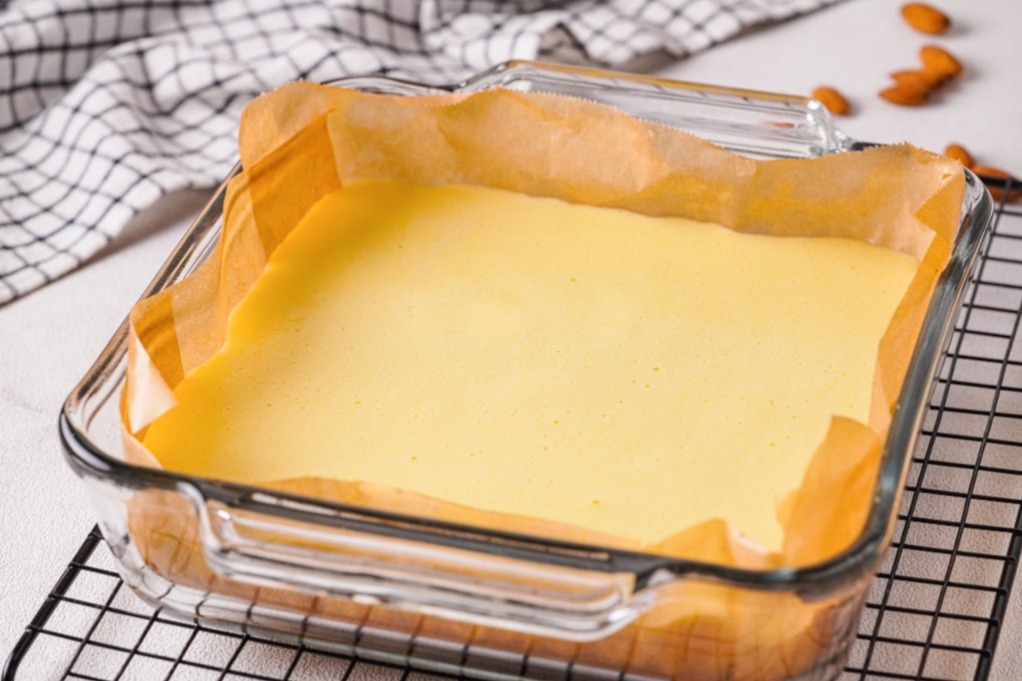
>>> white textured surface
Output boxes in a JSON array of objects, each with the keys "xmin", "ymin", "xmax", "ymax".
[
  {"xmin": 2, "ymin": 0, "xmax": 1021, "ymax": 678},
  {"xmin": 0, "ymin": 190, "xmax": 209, "ymax": 656}
]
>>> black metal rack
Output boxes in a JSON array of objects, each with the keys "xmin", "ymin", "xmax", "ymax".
[{"xmin": 5, "ymin": 175, "xmax": 1021, "ymax": 681}]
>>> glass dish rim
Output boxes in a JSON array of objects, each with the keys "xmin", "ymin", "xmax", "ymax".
[{"xmin": 59, "ymin": 60, "xmax": 993, "ymax": 599}]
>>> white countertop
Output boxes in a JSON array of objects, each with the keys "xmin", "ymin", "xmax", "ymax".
[{"xmin": 3, "ymin": 0, "xmax": 1021, "ymax": 677}]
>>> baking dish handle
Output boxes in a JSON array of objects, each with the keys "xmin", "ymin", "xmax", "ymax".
[{"xmin": 197, "ymin": 498, "xmax": 649, "ymax": 640}]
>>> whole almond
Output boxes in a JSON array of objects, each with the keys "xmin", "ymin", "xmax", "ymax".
[
  {"xmin": 812, "ymin": 86, "xmax": 851, "ymax": 116},
  {"xmin": 943, "ymin": 144, "xmax": 975, "ymax": 168},
  {"xmin": 879, "ymin": 83, "xmax": 928, "ymax": 107},
  {"xmin": 901, "ymin": 3, "xmax": 951, "ymax": 35},
  {"xmin": 972, "ymin": 165, "xmax": 1022, "ymax": 203},
  {"xmin": 921, "ymin": 45, "xmax": 963, "ymax": 78},
  {"xmin": 890, "ymin": 69, "xmax": 946, "ymax": 91}
]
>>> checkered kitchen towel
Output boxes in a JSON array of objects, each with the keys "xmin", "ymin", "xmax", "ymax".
[{"xmin": 0, "ymin": 0, "xmax": 842, "ymax": 304}]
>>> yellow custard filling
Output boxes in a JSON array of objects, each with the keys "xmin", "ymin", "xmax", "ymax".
[{"xmin": 142, "ymin": 179, "xmax": 918, "ymax": 551}]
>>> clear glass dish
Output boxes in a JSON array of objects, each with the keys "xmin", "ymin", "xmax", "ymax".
[{"xmin": 60, "ymin": 61, "xmax": 993, "ymax": 681}]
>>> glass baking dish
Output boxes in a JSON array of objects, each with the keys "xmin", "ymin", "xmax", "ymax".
[{"xmin": 60, "ymin": 61, "xmax": 993, "ymax": 681}]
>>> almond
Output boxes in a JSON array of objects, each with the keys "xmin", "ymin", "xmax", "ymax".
[
  {"xmin": 879, "ymin": 83, "xmax": 928, "ymax": 107},
  {"xmin": 972, "ymin": 165, "xmax": 1022, "ymax": 203},
  {"xmin": 920, "ymin": 45, "xmax": 963, "ymax": 78},
  {"xmin": 890, "ymin": 69, "xmax": 946, "ymax": 91},
  {"xmin": 943, "ymin": 144, "xmax": 975, "ymax": 168},
  {"xmin": 901, "ymin": 3, "xmax": 951, "ymax": 35},
  {"xmin": 812, "ymin": 86, "xmax": 851, "ymax": 116}
]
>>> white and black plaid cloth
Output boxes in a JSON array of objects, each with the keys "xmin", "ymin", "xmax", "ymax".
[{"xmin": 0, "ymin": 0, "xmax": 841, "ymax": 304}]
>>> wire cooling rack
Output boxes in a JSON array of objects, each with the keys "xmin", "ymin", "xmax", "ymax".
[{"xmin": 5, "ymin": 176, "xmax": 1022, "ymax": 681}]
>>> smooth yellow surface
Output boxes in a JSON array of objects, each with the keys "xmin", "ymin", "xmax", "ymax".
[{"xmin": 143, "ymin": 180, "xmax": 918, "ymax": 551}]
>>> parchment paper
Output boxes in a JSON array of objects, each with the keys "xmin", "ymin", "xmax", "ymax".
[
  {"xmin": 115, "ymin": 82, "xmax": 965, "ymax": 680},
  {"xmin": 122, "ymin": 83, "xmax": 964, "ymax": 568}
]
